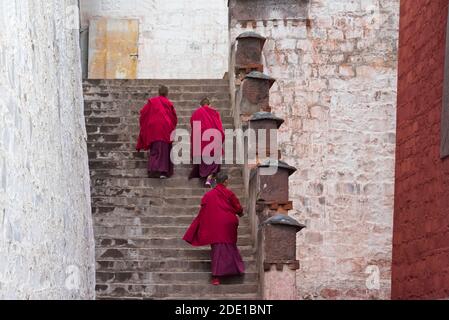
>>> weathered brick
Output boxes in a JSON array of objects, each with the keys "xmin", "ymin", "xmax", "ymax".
[{"xmin": 392, "ymin": 0, "xmax": 449, "ymax": 300}]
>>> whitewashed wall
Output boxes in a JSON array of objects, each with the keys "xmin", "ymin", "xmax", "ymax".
[
  {"xmin": 0, "ymin": 0, "xmax": 95, "ymax": 299},
  {"xmin": 80, "ymin": 0, "xmax": 229, "ymax": 79}
]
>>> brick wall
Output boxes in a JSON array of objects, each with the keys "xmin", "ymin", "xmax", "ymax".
[
  {"xmin": 230, "ymin": 0, "xmax": 399, "ymax": 299},
  {"xmin": 392, "ymin": 0, "xmax": 449, "ymax": 300},
  {"xmin": 0, "ymin": 1, "xmax": 95, "ymax": 299}
]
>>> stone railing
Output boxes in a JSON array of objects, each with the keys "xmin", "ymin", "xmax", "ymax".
[{"xmin": 229, "ymin": 32, "xmax": 305, "ymax": 300}]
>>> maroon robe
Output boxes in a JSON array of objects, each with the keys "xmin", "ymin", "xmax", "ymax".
[
  {"xmin": 211, "ymin": 243, "xmax": 245, "ymax": 277},
  {"xmin": 147, "ymin": 141, "xmax": 174, "ymax": 177},
  {"xmin": 183, "ymin": 184, "xmax": 245, "ymax": 276},
  {"xmin": 183, "ymin": 184, "xmax": 243, "ymax": 245},
  {"xmin": 136, "ymin": 96, "xmax": 178, "ymax": 151},
  {"xmin": 136, "ymin": 96, "xmax": 177, "ymax": 177},
  {"xmin": 189, "ymin": 105, "xmax": 224, "ymax": 179}
]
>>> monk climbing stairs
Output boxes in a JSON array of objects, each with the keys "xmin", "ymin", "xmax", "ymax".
[{"xmin": 83, "ymin": 79, "xmax": 260, "ymax": 299}]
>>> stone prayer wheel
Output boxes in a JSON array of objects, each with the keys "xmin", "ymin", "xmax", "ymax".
[
  {"xmin": 248, "ymin": 112, "xmax": 284, "ymax": 161},
  {"xmin": 261, "ymin": 215, "xmax": 305, "ymax": 271},
  {"xmin": 239, "ymin": 71, "xmax": 276, "ymax": 116},
  {"xmin": 257, "ymin": 160, "xmax": 297, "ymax": 204},
  {"xmin": 235, "ymin": 32, "xmax": 266, "ymax": 73}
]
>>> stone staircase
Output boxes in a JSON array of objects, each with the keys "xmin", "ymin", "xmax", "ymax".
[{"xmin": 83, "ymin": 79, "xmax": 259, "ymax": 300}]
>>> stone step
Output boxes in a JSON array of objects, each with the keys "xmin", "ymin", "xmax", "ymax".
[
  {"xmin": 91, "ymin": 194, "xmax": 247, "ymax": 208},
  {"xmin": 89, "ymin": 161, "xmax": 242, "ymax": 176},
  {"xmin": 84, "ymin": 114, "xmax": 233, "ymax": 123},
  {"xmin": 96, "ymin": 271, "xmax": 257, "ymax": 285},
  {"xmin": 90, "ymin": 176, "xmax": 244, "ymax": 188},
  {"xmin": 84, "ymin": 100, "xmax": 231, "ymax": 109},
  {"xmin": 90, "ymin": 186, "xmax": 245, "ymax": 199},
  {"xmin": 89, "ymin": 159, "xmax": 241, "ymax": 172},
  {"xmin": 96, "ymin": 247, "xmax": 254, "ymax": 261},
  {"xmin": 95, "ymin": 236, "xmax": 253, "ymax": 248},
  {"xmin": 86, "ymin": 129, "xmax": 234, "ymax": 144},
  {"xmin": 86, "ymin": 123, "xmax": 234, "ymax": 133},
  {"xmin": 84, "ymin": 99, "xmax": 231, "ymax": 111},
  {"xmin": 83, "ymin": 84, "xmax": 229, "ymax": 94},
  {"xmin": 84, "ymin": 118, "xmax": 234, "ymax": 129},
  {"xmin": 88, "ymin": 150, "xmax": 147, "ymax": 160},
  {"xmin": 89, "ymin": 165, "xmax": 243, "ymax": 175},
  {"xmin": 91, "ymin": 204, "xmax": 250, "ymax": 218},
  {"xmin": 84, "ymin": 109, "xmax": 232, "ymax": 121},
  {"xmin": 96, "ymin": 258, "xmax": 256, "ymax": 273},
  {"xmin": 83, "ymin": 79, "xmax": 229, "ymax": 86},
  {"xmin": 90, "ymin": 164, "xmax": 243, "ymax": 173},
  {"xmin": 85, "ymin": 127, "xmax": 234, "ymax": 138},
  {"xmin": 95, "ymin": 283, "xmax": 259, "ymax": 299},
  {"xmin": 94, "ymin": 226, "xmax": 251, "ymax": 238},
  {"xmin": 83, "ymin": 90, "xmax": 230, "ymax": 98},
  {"xmin": 89, "ymin": 174, "xmax": 244, "ymax": 186},
  {"xmin": 97, "ymin": 294, "xmax": 259, "ymax": 300},
  {"xmin": 87, "ymin": 144, "xmax": 238, "ymax": 155},
  {"xmin": 90, "ymin": 183, "xmax": 246, "ymax": 195},
  {"xmin": 85, "ymin": 121, "xmax": 233, "ymax": 133},
  {"xmin": 91, "ymin": 197, "xmax": 198, "ymax": 207},
  {"xmin": 93, "ymin": 216, "xmax": 251, "ymax": 229},
  {"xmin": 88, "ymin": 161, "xmax": 242, "ymax": 173},
  {"xmin": 86, "ymin": 112, "xmax": 234, "ymax": 130},
  {"xmin": 83, "ymin": 92, "xmax": 230, "ymax": 102},
  {"xmin": 85, "ymin": 132, "xmax": 236, "ymax": 144}
]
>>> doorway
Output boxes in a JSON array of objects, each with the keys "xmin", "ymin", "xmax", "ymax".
[{"xmin": 88, "ymin": 18, "xmax": 139, "ymax": 79}]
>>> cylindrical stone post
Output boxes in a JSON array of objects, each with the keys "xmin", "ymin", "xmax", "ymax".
[
  {"xmin": 238, "ymin": 71, "xmax": 276, "ymax": 118},
  {"xmin": 260, "ymin": 215, "xmax": 305, "ymax": 300},
  {"xmin": 257, "ymin": 160, "xmax": 297, "ymax": 204},
  {"xmin": 235, "ymin": 32, "xmax": 266, "ymax": 76},
  {"xmin": 248, "ymin": 112, "xmax": 284, "ymax": 164}
]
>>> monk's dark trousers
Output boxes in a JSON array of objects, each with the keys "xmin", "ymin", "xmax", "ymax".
[
  {"xmin": 210, "ymin": 243, "xmax": 245, "ymax": 277},
  {"xmin": 148, "ymin": 141, "xmax": 173, "ymax": 177}
]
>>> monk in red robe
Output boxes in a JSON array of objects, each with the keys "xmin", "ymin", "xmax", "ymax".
[
  {"xmin": 189, "ymin": 98, "xmax": 225, "ymax": 187},
  {"xmin": 183, "ymin": 172, "xmax": 245, "ymax": 285},
  {"xmin": 136, "ymin": 85, "xmax": 178, "ymax": 178}
]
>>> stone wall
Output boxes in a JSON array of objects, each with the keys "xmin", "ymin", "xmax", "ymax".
[
  {"xmin": 230, "ymin": 0, "xmax": 399, "ymax": 299},
  {"xmin": 392, "ymin": 0, "xmax": 449, "ymax": 300},
  {"xmin": 0, "ymin": 0, "xmax": 95, "ymax": 299},
  {"xmin": 80, "ymin": 0, "xmax": 229, "ymax": 79}
]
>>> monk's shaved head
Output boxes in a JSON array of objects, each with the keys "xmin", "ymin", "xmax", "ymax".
[
  {"xmin": 216, "ymin": 172, "xmax": 229, "ymax": 185},
  {"xmin": 159, "ymin": 85, "xmax": 169, "ymax": 97},
  {"xmin": 200, "ymin": 97, "xmax": 210, "ymax": 106}
]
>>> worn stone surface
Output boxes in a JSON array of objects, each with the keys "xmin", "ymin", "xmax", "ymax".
[
  {"xmin": 80, "ymin": 0, "xmax": 229, "ymax": 79},
  {"xmin": 0, "ymin": 0, "xmax": 95, "ymax": 299},
  {"xmin": 392, "ymin": 0, "xmax": 449, "ymax": 300},
  {"xmin": 263, "ymin": 225, "xmax": 298, "ymax": 264},
  {"xmin": 235, "ymin": 34, "xmax": 266, "ymax": 70},
  {"xmin": 230, "ymin": 0, "xmax": 399, "ymax": 299},
  {"xmin": 230, "ymin": 0, "xmax": 309, "ymax": 22},
  {"xmin": 263, "ymin": 265, "xmax": 297, "ymax": 300}
]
